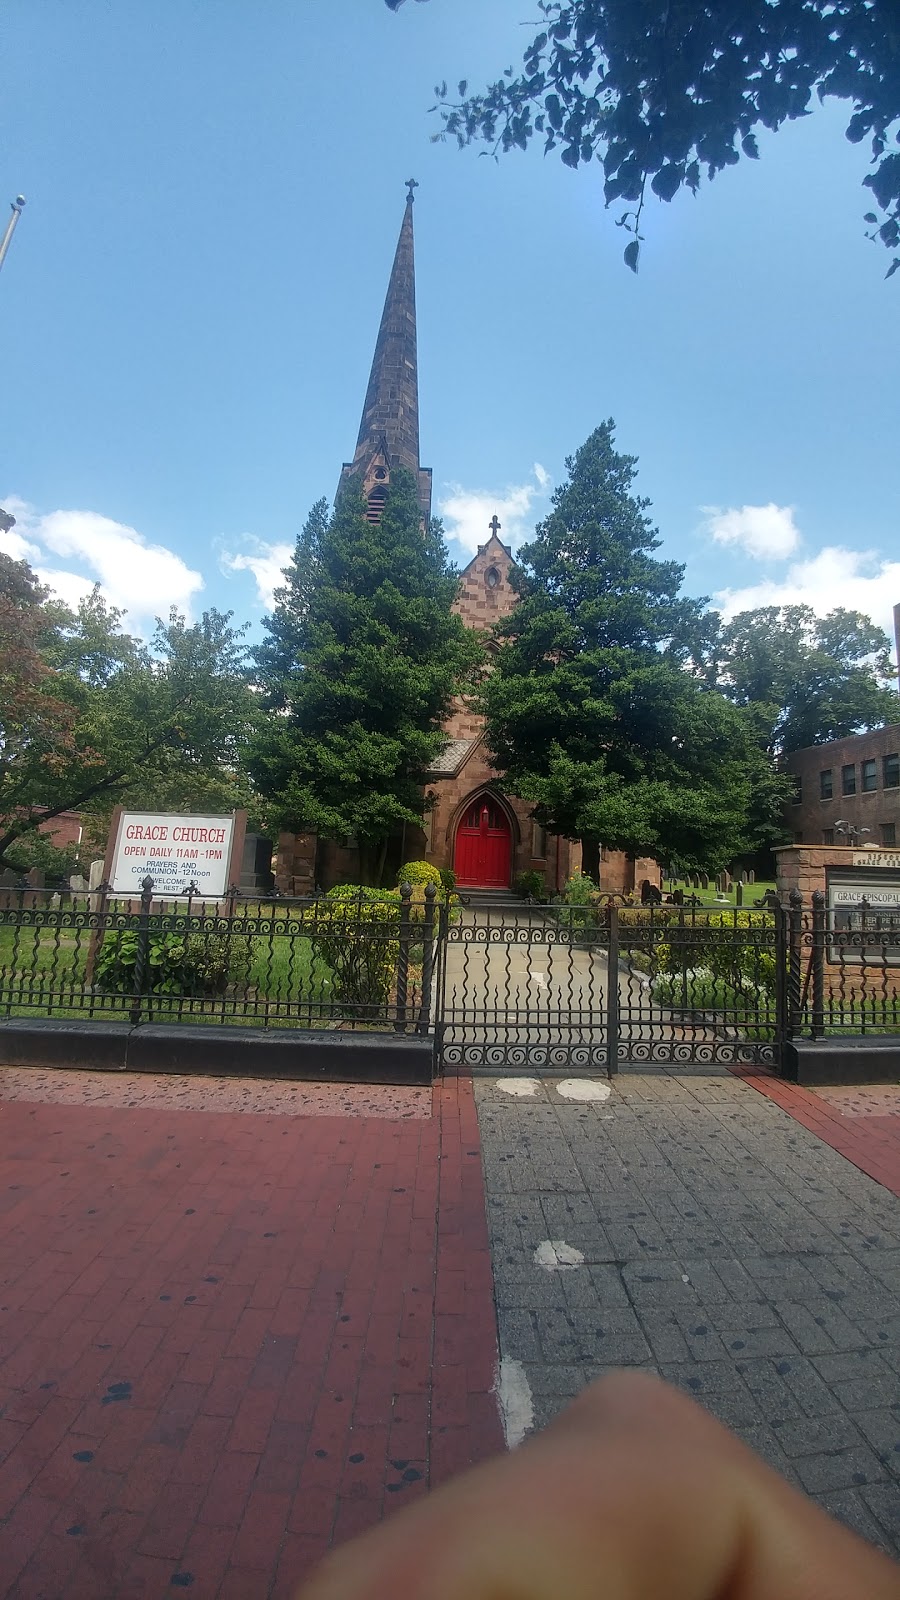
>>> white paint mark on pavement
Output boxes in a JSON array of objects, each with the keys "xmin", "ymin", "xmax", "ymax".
[
  {"xmin": 682, "ymin": 1273, "xmax": 691, "ymax": 1284},
  {"xmin": 495, "ymin": 1358, "xmax": 535, "ymax": 1448},
  {"xmin": 534, "ymin": 1239, "xmax": 585, "ymax": 1272},
  {"xmin": 555, "ymin": 1079, "xmax": 612, "ymax": 1102},
  {"xmin": 498, "ymin": 1078, "xmax": 541, "ymax": 1097}
]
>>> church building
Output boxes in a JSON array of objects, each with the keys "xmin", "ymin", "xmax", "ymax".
[{"xmin": 274, "ymin": 187, "xmax": 657, "ymax": 897}]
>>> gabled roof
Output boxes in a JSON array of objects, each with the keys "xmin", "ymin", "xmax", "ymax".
[{"xmin": 426, "ymin": 736, "xmax": 481, "ymax": 779}]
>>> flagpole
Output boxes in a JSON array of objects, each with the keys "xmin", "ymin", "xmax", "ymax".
[{"xmin": 0, "ymin": 196, "xmax": 26, "ymax": 277}]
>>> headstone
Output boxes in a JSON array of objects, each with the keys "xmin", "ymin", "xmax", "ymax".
[
  {"xmin": 88, "ymin": 858, "xmax": 106, "ymax": 912},
  {"xmin": 68, "ymin": 873, "xmax": 88, "ymax": 893},
  {"xmin": 700, "ymin": 872, "xmax": 709, "ymax": 889},
  {"xmin": 50, "ymin": 892, "xmax": 61, "ymax": 909},
  {"xmin": 735, "ymin": 882, "xmax": 743, "ymax": 907}
]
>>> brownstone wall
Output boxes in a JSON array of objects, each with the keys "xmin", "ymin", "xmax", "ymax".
[
  {"xmin": 424, "ymin": 741, "xmax": 578, "ymax": 892},
  {"xmin": 775, "ymin": 844, "xmax": 900, "ymax": 998}
]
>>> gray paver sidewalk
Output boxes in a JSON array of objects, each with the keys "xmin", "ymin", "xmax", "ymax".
[{"xmin": 475, "ymin": 1072, "xmax": 900, "ymax": 1556}]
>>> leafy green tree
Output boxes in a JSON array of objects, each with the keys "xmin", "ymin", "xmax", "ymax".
[
  {"xmin": 712, "ymin": 603, "xmax": 899, "ymax": 753},
  {"xmin": 482, "ymin": 421, "xmax": 791, "ymax": 878},
  {"xmin": 387, "ymin": 0, "xmax": 900, "ymax": 277},
  {"xmin": 0, "ymin": 553, "xmax": 259, "ymax": 870},
  {"xmin": 249, "ymin": 472, "xmax": 482, "ymax": 886}
]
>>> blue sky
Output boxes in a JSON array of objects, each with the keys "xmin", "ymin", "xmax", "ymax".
[{"xmin": 2, "ymin": 0, "xmax": 898, "ymax": 644}]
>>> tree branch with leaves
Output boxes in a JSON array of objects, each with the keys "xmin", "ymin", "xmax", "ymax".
[{"xmin": 387, "ymin": 0, "xmax": 900, "ymax": 276}]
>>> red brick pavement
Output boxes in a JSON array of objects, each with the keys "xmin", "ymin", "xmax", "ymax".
[
  {"xmin": 0, "ymin": 1078, "xmax": 503, "ymax": 1598},
  {"xmin": 735, "ymin": 1070, "xmax": 900, "ymax": 1199}
]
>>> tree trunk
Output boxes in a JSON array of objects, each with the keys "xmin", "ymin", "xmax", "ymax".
[
  {"xmin": 580, "ymin": 835, "xmax": 601, "ymax": 885},
  {"xmin": 357, "ymin": 839, "xmax": 387, "ymax": 888}
]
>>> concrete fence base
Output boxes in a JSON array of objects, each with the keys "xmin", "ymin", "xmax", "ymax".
[{"xmin": 0, "ymin": 1019, "xmax": 434, "ymax": 1085}]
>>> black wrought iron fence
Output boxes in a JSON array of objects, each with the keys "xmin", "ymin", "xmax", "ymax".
[
  {"xmin": 0, "ymin": 879, "xmax": 440, "ymax": 1033},
  {"xmin": 787, "ymin": 889, "xmax": 900, "ymax": 1038},
  {"xmin": 3, "ymin": 877, "xmax": 897, "ymax": 1067},
  {"xmin": 613, "ymin": 902, "xmax": 782, "ymax": 1069}
]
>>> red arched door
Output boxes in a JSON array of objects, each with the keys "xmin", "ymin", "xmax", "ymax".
[{"xmin": 454, "ymin": 798, "xmax": 512, "ymax": 888}]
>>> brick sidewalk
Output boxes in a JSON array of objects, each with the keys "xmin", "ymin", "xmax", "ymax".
[
  {"xmin": 736, "ymin": 1073, "xmax": 900, "ymax": 1199},
  {"xmin": 0, "ymin": 1074, "xmax": 502, "ymax": 1598}
]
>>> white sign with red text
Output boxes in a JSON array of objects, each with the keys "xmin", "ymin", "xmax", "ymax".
[{"xmin": 109, "ymin": 812, "xmax": 236, "ymax": 896}]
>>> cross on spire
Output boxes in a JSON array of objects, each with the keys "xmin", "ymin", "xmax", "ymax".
[
  {"xmin": 405, "ymin": 178, "xmax": 419, "ymax": 203},
  {"xmin": 489, "ymin": 514, "xmax": 501, "ymax": 537}
]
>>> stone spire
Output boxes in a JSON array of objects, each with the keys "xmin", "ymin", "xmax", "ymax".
[{"xmin": 338, "ymin": 184, "xmax": 433, "ymax": 521}]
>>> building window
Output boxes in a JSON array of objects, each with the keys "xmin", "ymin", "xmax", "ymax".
[
  {"xmin": 882, "ymin": 823, "xmax": 897, "ymax": 846},
  {"xmin": 861, "ymin": 758, "xmax": 877, "ymax": 792},
  {"xmin": 464, "ymin": 800, "xmax": 503, "ymax": 829},
  {"xmin": 485, "ymin": 566, "xmax": 501, "ymax": 590},
  {"xmin": 841, "ymin": 764, "xmax": 856, "ymax": 796},
  {"xmin": 819, "ymin": 769, "xmax": 833, "ymax": 800},
  {"xmin": 790, "ymin": 776, "xmax": 802, "ymax": 805},
  {"xmin": 532, "ymin": 822, "xmax": 547, "ymax": 859},
  {"xmin": 822, "ymin": 829, "xmax": 834, "ymax": 846},
  {"xmin": 884, "ymin": 753, "xmax": 900, "ymax": 789}
]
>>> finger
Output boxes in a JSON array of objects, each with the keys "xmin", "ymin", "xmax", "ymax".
[{"xmin": 297, "ymin": 1371, "xmax": 900, "ymax": 1600}]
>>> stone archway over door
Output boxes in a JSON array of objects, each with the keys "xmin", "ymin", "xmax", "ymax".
[{"xmin": 454, "ymin": 797, "xmax": 512, "ymax": 889}]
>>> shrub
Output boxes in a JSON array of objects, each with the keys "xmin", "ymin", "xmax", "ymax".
[
  {"xmin": 514, "ymin": 869, "xmax": 546, "ymax": 902},
  {"xmin": 396, "ymin": 860, "xmax": 442, "ymax": 889},
  {"xmin": 327, "ymin": 883, "xmax": 398, "ymax": 904},
  {"xmin": 651, "ymin": 966, "xmax": 775, "ymax": 1038},
  {"xmin": 439, "ymin": 867, "xmax": 457, "ymax": 895},
  {"xmin": 650, "ymin": 910, "xmax": 777, "ymax": 1001},
  {"xmin": 304, "ymin": 894, "xmax": 401, "ymax": 1012},
  {"xmin": 397, "ymin": 859, "xmax": 449, "ymax": 922},
  {"xmin": 95, "ymin": 928, "xmax": 250, "ymax": 997}
]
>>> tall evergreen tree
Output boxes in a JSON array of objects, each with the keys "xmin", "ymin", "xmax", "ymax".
[
  {"xmin": 482, "ymin": 422, "xmax": 788, "ymax": 878},
  {"xmin": 249, "ymin": 471, "xmax": 481, "ymax": 886}
]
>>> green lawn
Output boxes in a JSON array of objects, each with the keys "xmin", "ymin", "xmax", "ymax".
[{"xmin": 662, "ymin": 877, "xmax": 777, "ymax": 909}]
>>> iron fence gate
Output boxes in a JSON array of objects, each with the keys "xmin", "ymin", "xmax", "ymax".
[
  {"xmin": 435, "ymin": 897, "xmax": 611, "ymax": 1073},
  {"xmin": 434, "ymin": 896, "xmax": 783, "ymax": 1074}
]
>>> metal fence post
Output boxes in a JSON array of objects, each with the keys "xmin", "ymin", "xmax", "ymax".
[
  {"xmin": 416, "ymin": 882, "xmax": 437, "ymax": 1035},
  {"xmin": 395, "ymin": 882, "xmax": 412, "ymax": 1033},
  {"xmin": 606, "ymin": 903, "xmax": 620, "ymax": 1077},
  {"xmin": 811, "ymin": 889, "xmax": 826, "ymax": 1041},
  {"xmin": 130, "ymin": 875, "xmax": 154, "ymax": 1026},
  {"xmin": 774, "ymin": 896, "xmax": 788, "ymax": 1061},
  {"xmin": 788, "ymin": 889, "xmax": 803, "ymax": 1037}
]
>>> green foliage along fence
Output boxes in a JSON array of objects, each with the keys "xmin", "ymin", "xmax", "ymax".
[{"xmin": 0, "ymin": 879, "xmax": 440, "ymax": 1032}]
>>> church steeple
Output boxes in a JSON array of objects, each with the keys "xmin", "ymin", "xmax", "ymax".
[{"xmin": 338, "ymin": 183, "xmax": 433, "ymax": 522}]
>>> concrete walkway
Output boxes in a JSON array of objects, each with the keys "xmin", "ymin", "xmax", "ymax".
[{"xmin": 477, "ymin": 1070, "xmax": 900, "ymax": 1556}]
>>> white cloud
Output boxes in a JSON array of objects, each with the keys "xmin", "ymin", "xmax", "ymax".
[
  {"xmin": 702, "ymin": 502, "xmax": 801, "ymax": 561},
  {"xmin": 438, "ymin": 466, "xmax": 551, "ymax": 555},
  {"xmin": 223, "ymin": 540, "xmax": 294, "ymax": 610},
  {"xmin": 0, "ymin": 497, "xmax": 203, "ymax": 625},
  {"xmin": 715, "ymin": 545, "xmax": 900, "ymax": 637}
]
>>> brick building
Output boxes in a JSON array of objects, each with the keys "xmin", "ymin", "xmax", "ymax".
[
  {"xmin": 275, "ymin": 189, "xmax": 658, "ymax": 897},
  {"xmin": 784, "ymin": 725, "xmax": 900, "ymax": 848}
]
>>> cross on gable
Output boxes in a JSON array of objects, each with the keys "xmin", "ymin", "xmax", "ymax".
[
  {"xmin": 405, "ymin": 178, "xmax": 419, "ymax": 203},
  {"xmin": 488, "ymin": 514, "xmax": 501, "ymax": 537}
]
